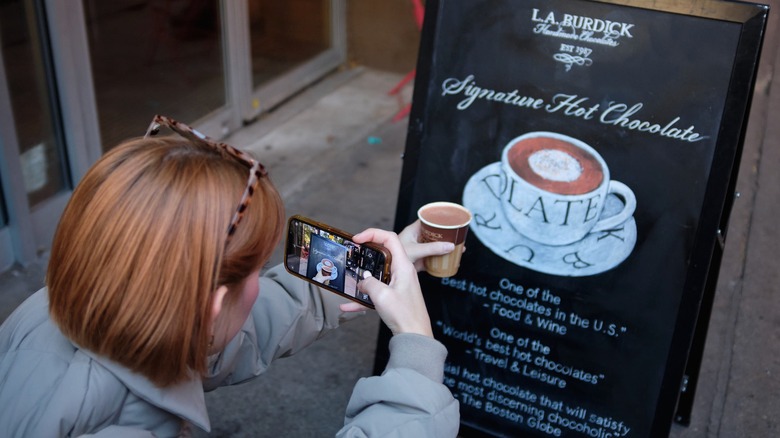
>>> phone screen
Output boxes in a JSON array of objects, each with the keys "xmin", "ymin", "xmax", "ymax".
[{"xmin": 284, "ymin": 216, "xmax": 389, "ymax": 308}]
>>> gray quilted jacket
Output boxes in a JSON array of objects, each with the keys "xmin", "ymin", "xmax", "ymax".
[{"xmin": 0, "ymin": 264, "xmax": 459, "ymax": 437}]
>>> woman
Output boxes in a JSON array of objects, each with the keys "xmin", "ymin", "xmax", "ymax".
[{"xmin": 0, "ymin": 116, "xmax": 459, "ymax": 437}]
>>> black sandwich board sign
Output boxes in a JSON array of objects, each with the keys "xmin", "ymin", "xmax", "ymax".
[{"xmin": 373, "ymin": 0, "xmax": 769, "ymax": 436}]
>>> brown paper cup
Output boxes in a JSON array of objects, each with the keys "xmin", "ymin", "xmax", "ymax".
[{"xmin": 417, "ymin": 202, "xmax": 472, "ymax": 278}]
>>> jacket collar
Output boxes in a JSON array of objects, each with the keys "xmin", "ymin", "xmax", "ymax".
[{"xmin": 79, "ymin": 349, "xmax": 211, "ymax": 432}]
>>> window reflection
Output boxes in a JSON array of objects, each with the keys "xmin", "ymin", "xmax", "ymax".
[
  {"xmin": 249, "ymin": 0, "xmax": 331, "ymax": 88},
  {"xmin": 85, "ymin": 0, "xmax": 226, "ymax": 150},
  {"xmin": 0, "ymin": 0, "xmax": 68, "ymax": 207}
]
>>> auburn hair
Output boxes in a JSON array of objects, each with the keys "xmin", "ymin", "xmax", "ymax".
[{"xmin": 47, "ymin": 136, "xmax": 284, "ymax": 387}]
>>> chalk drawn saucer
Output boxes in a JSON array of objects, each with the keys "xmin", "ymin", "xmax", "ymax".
[
  {"xmin": 316, "ymin": 262, "xmax": 339, "ymax": 280},
  {"xmin": 462, "ymin": 162, "xmax": 637, "ymax": 277}
]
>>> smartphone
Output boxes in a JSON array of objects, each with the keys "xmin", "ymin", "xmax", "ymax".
[{"xmin": 283, "ymin": 215, "xmax": 391, "ymax": 309}]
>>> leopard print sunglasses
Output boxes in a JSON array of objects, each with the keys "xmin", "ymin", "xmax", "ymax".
[{"xmin": 144, "ymin": 114, "xmax": 267, "ymax": 242}]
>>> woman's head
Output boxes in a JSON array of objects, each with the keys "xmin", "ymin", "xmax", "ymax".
[{"xmin": 47, "ymin": 133, "xmax": 284, "ymax": 387}]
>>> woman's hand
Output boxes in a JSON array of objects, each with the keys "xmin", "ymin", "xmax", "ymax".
[
  {"xmin": 397, "ymin": 220, "xmax": 457, "ymax": 271},
  {"xmin": 342, "ymin": 228, "xmax": 434, "ymax": 338}
]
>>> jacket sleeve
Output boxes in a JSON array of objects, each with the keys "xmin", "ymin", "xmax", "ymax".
[
  {"xmin": 336, "ymin": 334, "xmax": 461, "ymax": 438},
  {"xmin": 203, "ymin": 263, "xmax": 361, "ymax": 390}
]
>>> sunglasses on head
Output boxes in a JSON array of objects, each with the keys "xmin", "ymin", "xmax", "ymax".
[{"xmin": 144, "ymin": 114, "xmax": 267, "ymax": 242}]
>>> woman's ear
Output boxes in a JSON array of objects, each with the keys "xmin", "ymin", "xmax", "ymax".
[{"xmin": 210, "ymin": 285, "xmax": 229, "ymax": 326}]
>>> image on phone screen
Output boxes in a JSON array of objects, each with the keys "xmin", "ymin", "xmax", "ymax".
[{"xmin": 285, "ymin": 218, "xmax": 387, "ymax": 306}]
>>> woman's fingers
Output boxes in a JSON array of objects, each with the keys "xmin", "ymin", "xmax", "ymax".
[
  {"xmin": 339, "ymin": 301, "xmax": 369, "ymax": 313},
  {"xmin": 353, "ymin": 229, "xmax": 411, "ymax": 272},
  {"xmin": 355, "ymin": 237, "xmax": 433, "ymax": 338}
]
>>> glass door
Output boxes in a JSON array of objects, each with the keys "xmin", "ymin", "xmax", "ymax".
[
  {"xmin": 246, "ymin": 0, "xmax": 346, "ymax": 116},
  {"xmin": 84, "ymin": 0, "xmax": 229, "ymax": 148},
  {"xmin": 0, "ymin": 0, "xmax": 72, "ymax": 270}
]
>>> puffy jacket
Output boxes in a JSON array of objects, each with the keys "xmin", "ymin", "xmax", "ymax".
[{"xmin": 0, "ymin": 264, "xmax": 459, "ymax": 437}]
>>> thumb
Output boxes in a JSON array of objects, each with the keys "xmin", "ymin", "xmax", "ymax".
[{"xmin": 357, "ymin": 273, "xmax": 385, "ymax": 301}]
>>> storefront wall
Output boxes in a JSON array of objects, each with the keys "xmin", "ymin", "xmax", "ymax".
[{"xmin": 0, "ymin": 0, "xmax": 348, "ymax": 270}]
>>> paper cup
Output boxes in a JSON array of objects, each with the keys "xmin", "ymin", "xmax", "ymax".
[{"xmin": 417, "ymin": 202, "xmax": 472, "ymax": 277}]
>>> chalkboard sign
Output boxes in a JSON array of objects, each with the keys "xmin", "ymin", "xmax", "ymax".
[{"xmin": 374, "ymin": 0, "xmax": 768, "ymax": 436}]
